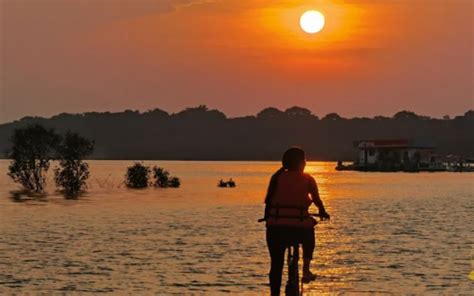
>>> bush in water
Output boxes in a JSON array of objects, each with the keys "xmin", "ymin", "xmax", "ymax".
[
  {"xmin": 54, "ymin": 131, "xmax": 94, "ymax": 198},
  {"xmin": 153, "ymin": 166, "xmax": 181, "ymax": 188},
  {"xmin": 125, "ymin": 162, "xmax": 151, "ymax": 188},
  {"xmin": 168, "ymin": 177, "xmax": 181, "ymax": 188},
  {"xmin": 153, "ymin": 167, "xmax": 169, "ymax": 187},
  {"xmin": 8, "ymin": 124, "xmax": 60, "ymax": 193}
]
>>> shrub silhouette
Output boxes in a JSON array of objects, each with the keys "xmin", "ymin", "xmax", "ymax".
[
  {"xmin": 168, "ymin": 177, "xmax": 181, "ymax": 188},
  {"xmin": 153, "ymin": 166, "xmax": 181, "ymax": 188},
  {"xmin": 54, "ymin": 131, "xmax": 94, "ymax": 198},
  {"xmin": 125, "ymin": 162, "xmax": 150, "ymax": 188},
  {"xmin": 153, "ymin": 167, "xmax": 169, "ymax": 187},
  {"xmin": 7, "ymin": 124, "xmax": 60, "ymax": 193}
]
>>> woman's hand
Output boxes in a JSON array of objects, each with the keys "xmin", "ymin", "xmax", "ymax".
[{"xmin": 320, "ymin": 210, "xmax": 330, "ymax": 221}]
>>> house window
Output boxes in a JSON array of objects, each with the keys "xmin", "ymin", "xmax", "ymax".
[{"xmin": 368, "ymin": 149, "xmax": 375, "ymax": 156}]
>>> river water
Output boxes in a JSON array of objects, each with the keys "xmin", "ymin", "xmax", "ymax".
[{"xmin": 0, "ymin": 160, "xmax": 472, "ymax": 294}]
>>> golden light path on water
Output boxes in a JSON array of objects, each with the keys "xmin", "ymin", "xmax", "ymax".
[{"xmin": 0, "ymin": 161, "xmax": 472, "ymax": 294}]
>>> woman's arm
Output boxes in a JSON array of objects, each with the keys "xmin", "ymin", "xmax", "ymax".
[
  {"xmin": 308, "ymin": 176, "xmax": 330, "ymax": 219},
  {"xmin": 264, "ymin": 174, "xmax": 278, "ymax": 204},
  {"xmin": 263, "ymin": 170, "xmax": 283, "ymax": 219}
]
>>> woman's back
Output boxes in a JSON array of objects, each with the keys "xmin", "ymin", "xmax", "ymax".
[
  {"xmin": 266, "ymin": 170, "xmax": 315, "ymax": 228},
  {"xmin": 270, "ymin": 171, "xmax": 312, "ymax": 208}
]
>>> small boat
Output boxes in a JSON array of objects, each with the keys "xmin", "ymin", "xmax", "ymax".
[{"xmin": 218, "ymin": 179, "xmax": 237, "ymax": 188}]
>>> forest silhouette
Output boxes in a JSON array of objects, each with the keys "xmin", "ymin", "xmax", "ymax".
[{"xmin": 1, "ymin": 106, "xmax": 473, "ymax": 160}]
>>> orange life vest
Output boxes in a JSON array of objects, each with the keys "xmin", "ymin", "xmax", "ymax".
[{"xmin": 266, "ymin": 171, "xmax": 316, "ymax": 228}]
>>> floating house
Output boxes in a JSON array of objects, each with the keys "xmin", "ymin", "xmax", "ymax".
[{"xmin": 337, "ymin": 139, "xmax": 446, "ymax": 172}]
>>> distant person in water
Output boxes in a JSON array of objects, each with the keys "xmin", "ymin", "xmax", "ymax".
[{"xmin": 263, "ymin": 147, "xmax": 330, "ymax": 296}]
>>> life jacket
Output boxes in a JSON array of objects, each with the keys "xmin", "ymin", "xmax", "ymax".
[{"xmin": 266, "ymin": 171, "xmax": 316, "ymax": 228}]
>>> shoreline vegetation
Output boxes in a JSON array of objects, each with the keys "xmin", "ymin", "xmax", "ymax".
[
  {"xmin": 125, "ymin": 162, "xmax": 181, "ymax": 189},
  {"xmin": 7, "ymin": 124, "xmax": 181, "ymax": 202},
  {"xmin": 6, "ymin": 125, "xmax": 94, "ymax": 199},
  {"xmin": 5, "ymin": 125, "xmax": 180, "ymax": 199},
  {"xmin": 1, "ymin": 106, "xmax": 473, "ymax": 161}
]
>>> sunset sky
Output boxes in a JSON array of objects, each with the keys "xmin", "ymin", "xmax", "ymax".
[{"xmin": 1, "ymin": 0, "xmax": 473, "ymax": 123}]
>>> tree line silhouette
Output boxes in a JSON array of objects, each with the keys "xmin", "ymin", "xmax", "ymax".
[{"xmin": 1, "ymin": 106, "xmax": 473, "ymax": 160}]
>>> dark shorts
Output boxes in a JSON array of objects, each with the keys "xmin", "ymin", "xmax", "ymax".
[{"xmin": 266, "ymin": 225, "xmax": 315, "ymax": 260}]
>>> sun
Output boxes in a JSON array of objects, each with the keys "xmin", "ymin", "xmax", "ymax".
[{"xmin": 300, "ymin": 10, "xmax": 325, "ymax": 34}]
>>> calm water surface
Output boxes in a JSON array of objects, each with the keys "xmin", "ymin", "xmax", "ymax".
[{"xmin": 0, "ymin": 160, "xmax": 472, "ymax": 294}]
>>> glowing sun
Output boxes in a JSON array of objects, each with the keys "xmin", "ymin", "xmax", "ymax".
[{"xmin": 300, "ymin": 10, "xmax": 325, "ymax": 34}]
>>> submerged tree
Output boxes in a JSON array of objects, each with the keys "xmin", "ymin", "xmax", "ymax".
[
  {"xmin": 152, "ymin": 166, "xmax": 181, "ymax": 188},
  {"xmin": 125, "ymin": 162, "xmax": 151, "ymax": 188},
  {"xmin": 8, "ymin": 124, "xmax": 59, "ymax": 193},
  {"xmin": 54, "ymin": 131, "xmax": 94, "ymax": 198},
  {"xmin": 168, "ymin": 177, "xmax": 181, "ymax": 188},
  {"xmin": 153, "ymin": 167, "xmax": 169, "ymax": 187}
]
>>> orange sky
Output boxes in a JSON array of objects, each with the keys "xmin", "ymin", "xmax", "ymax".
[{"xmin": 1, "ymin": 0, "xmax": 473, "ymax": 122}]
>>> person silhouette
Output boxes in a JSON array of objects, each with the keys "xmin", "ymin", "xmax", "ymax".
[
  {"xmin": 263, "ymin": 147, "xmax": 330, "ymax": 296},
  {"xmin": 218, "ymin": 179, "xmax": 226, "ymax": 187}
]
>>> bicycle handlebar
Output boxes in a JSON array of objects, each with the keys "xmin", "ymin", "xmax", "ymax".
[{"xmin": 258, "ymin": 213, "xmax": 321, "ymax": 223}]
